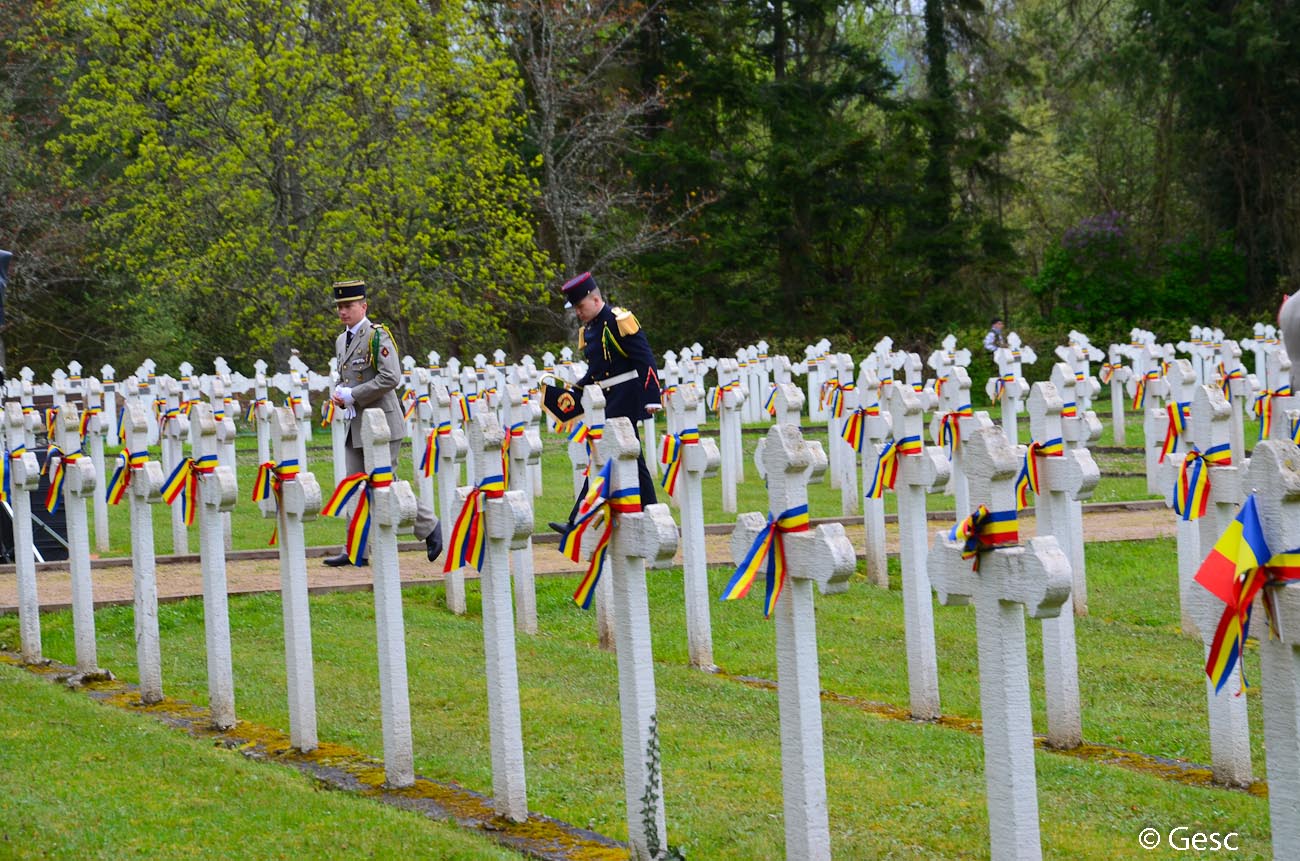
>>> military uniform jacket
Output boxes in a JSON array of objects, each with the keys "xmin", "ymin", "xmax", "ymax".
[
  {"xmin": 577, "ymin": 303, "xmax": 662, "ymax": 423},
  {"xmin": 335, "ymin": 317, "xmax": 406, "ymax": 449}
]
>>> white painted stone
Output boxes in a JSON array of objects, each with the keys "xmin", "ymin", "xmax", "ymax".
[
  {"xmin": 257, "ymin": 407, "xmax": 322, "ymax": 752},
  {"xmin": 885, "ymin": 383, "xmax": 950, "ymax": 720},
  {"xmin": 1047, "ymin": 363, "xmax": 1103, "ymax": 617},
  {"xmin": 728, "ymin": 424, "xmax": 855, "ymax": 861},
  {"xmin": 159, "ymin": 378, "xmax": 191, "ymax": 555},
  {"xmin": 116, "ymin": 404, "xmax": 166, "ymax": 704},
  {"xmin": 928, "ymin": 426, "xmax": 1072, "ymax": 861},
  {"xmin": 854, "ymin": 366, "xmax": 893, "ymax": 588},
  {"xmin": 503, "ymin": 383, "xmax": 540, "ymax": 635},
  {"xmin": 666, "ymin": 385, "xmax": 720, "ymax": 670},
  {"xmin": 5, "ymin": 402, "xmax": 43, "ymax": 662}
]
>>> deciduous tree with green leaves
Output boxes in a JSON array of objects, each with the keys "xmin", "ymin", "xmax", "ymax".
[{"xmin": 41, "ymin": 0, "xmax": 550, "ymax": 370}]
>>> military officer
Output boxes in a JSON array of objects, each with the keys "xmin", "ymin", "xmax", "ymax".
[
  {"xmin": 325, "ymin": 279, "xmax": 441, "ymax": 566},
  {"xmin": 548, "ymin": 271, "xmax": 662, "ymax": 536}
]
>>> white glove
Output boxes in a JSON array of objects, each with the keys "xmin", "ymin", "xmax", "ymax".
[
  {"xmin": 333, "ymin": 385, "xmax": 354, "ymax": 408},
  {"xmin": 343, "ymin": 406, "xmax": 356, "ymax": 420}
]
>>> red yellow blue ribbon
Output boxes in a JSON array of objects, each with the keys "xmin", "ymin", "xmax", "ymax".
[
  {"xmin": 938, "ymin": 406, "xmax": 972, "ymax": 459},
  {"xmin": 1255, "ymin": 390, "xmax": 1278, "ymax": 440},
  {"xmin": 659, "ymin": 428, "xmax": 699, "ymax": 496},
  {"xmin": 161, "ymin": 454, "xmax": 218, "ymax": 526},
  {"xmin": 720, "ymin": 505, "xmax": 812, "ymax": 618},
  {"xmin": 1159, "ymin": 401, "xmax": 1190, "ymax": 463},
  {"xmin": 1099, "ymin": 363, "xmax": 1118, "ymax": 385},
  {"xmin": 895, "ymin": 434, "xmax": 923, "ymax": 457},
  {"xmin": 1173, "ymin": 445, "xmax": 1231, "ymax": 521},
  {"xmin": 949, "ymin": 506, "xmax": 1019, "ymax": 570},
  {"xmin": 1016, "ymin": 437, "xmax": 1063, "ymax": 510},
  {"xmin": 865, "ymin": 441, "xmax": 899, "ymax": 499},
  {"xmin": 105, "ymin": 449, "xmax": 148, "ymax": 505},
  {"xmin": 252, "ymin": 459, "xmax": 300, "ymax": 545},
  {"xmin": 1132, "ymin": 370, "xmax": 1160, "ymax": 410},
  {"xmin": 320, "ymin": 400, "xmax": 337, "ymax": 427},
  {"xmin": 444, "ymin": 474, "xmax": 506, "ymax": 573},
  {"xmin": 322, "ymin": 466, "xmax": 395, "ymax": 564}
]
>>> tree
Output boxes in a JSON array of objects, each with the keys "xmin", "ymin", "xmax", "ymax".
[{"xmin": 41, "ymin": 0, "xmax": 550, "ymax": 371}]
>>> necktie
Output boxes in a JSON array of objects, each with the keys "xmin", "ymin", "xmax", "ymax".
[{"xmin": 346, "ymin": 329, "xmax": 353, "ymax": 348}]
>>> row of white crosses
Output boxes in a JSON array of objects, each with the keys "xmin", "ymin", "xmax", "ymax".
[{"xmin": 985, "ymin": 332, "xmax": 1037, "ymax": 444}]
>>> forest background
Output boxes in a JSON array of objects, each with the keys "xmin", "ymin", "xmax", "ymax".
[{"xmin": 1, "ymin": 0, "xmax": 1298, "ymax": 380}]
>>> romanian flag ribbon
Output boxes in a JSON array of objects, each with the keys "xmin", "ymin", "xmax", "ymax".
[
  {"xmin": 320, "ymin": 399, "xmax": 337, "ymax": 427},
  {"xmin": 444, "ymin": 474, "xmax": 506, "ymax": 574},
  {"xmin": 841, "ymin": 409, "xmax": 867, "ymax": 453},
  {"xmin": 1219, "ymin": 364, "xmax": 1244, "ymax": 399},
  {"xmin": 720, "ymin": 505, "xmax": 812, "ymax": 618},
  {"xmin": 895, "ymin": 433, "xmax": 923, "ymax": 457},
  {"xmin": 321, "ymin": 466, "xmax": 394, "ymax": 565},
  {"xmin": 1016, "ymin": 437, "xmax": 1064, "ymax": 510},
  {"xmin": 949, "ymin": 506, "xmax": 1019, "ymax": 570},
  {"xmin": 1255, "ymin": 390, "xmax": 1278, "ymax": 440},
  {"xmin": 659, "ymin": 428, "xmax": 699, "ymax": 496},
  {"xmin": 1060, "ymin": 400, "xmax": 1078, "ymax": 419},
  {"xmin": 402, "ymin": 390, "xmax": 418, "ymax": 421},
  {"xmin": 44, "ymin": 446, "xmax": 88, "ymax": 513},
  {"xmin": 865, "ymin": 441, "xmax": 899, "ymax": 499},
  {"xmin": 252, "ymin": 459, "xmax": 301, "ymax": 546},
  {"xmin": 79, "ymin": 408, "xmax": 100, "ymax": 442},
  {"xmin": 1172, "ymin": 445, "xmax": 1232, "ymax": 521},
  {"xmin": 1132, "ymin": 369, "xmax": 1160, "ymax": 411},
  {"xmin": 1159, "ymin": 401, "xmax": 1190, "ymax": 463},
  {"xmin": 105, "ymin": 449, "xmax": 148, "ymax": 505},
  {"xmin": 1099, "ymin": 363, "xmax": 1118, "ymax": 385},
  {"xmin": 938, "ymin": 406, "xmax": 972, "ymax": 460},
  {"xmin": 764, "ymin": 384, "xmax": 778, "ymax": 416},
  {"xmin": 160, "ymin": 454, "xmax": 218, "ymax": 526}
]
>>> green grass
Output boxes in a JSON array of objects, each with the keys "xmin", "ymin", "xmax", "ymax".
[
  {"xmin": 0, "ymin": 537, "xmax": 1274, "ymax": 859},
  {"xmin": 0, "ymin": 663, "xmax": 523, "ymax": 860}
]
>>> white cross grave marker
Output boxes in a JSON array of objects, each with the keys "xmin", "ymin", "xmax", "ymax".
[
  {"xmin": 52, "ymin": 404, "xmax": 104, "ymax": 677},
  {"xmin": 928, "ymin": 426, "xmax": 1072, "ymax": 861},
  {"xmin": 727, "ymin": 425, "xmax": 855, "ymax": 861},
  {"xmin": 119, "ymin": 403, "xmax": 166, "ymax": 704},
  {"xmin": 430, "ymin": 380, "xmax": 469, "ymax": 614},
  {"xmin": 5, "ymin": 403, "xmax": 43, "ymax": 662}
]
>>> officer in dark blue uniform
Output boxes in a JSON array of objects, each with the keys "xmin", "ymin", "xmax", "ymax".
[{"xmin": 549, "ymin": 272, "xmax": 661, "ymax": 535}]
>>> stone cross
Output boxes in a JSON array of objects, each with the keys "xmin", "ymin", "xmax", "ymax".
[
  {"xmin": 715, "ymin": 357, "xmax": 747, "ymax": 512},
  {"xmin": 430, "ymin": 380, "xmax": 469, "ymax": 614},
  {"xmin": 929, "ymin": 365, "xmax": 993, "ymax": 518},
  {"xmin": 754, "ymin": 341, "xmax": 773, "ymax": 423},
  {"xmin": 884, "ymin": 382, "xmax": 951, "ymax": 719},
  {"xmin": 580, "ymin": 385, "xmax": 617, "ymax": 650},
  {"xmin": 598, "ymin": 417, "xmax": 679, "ymax": 861},
  {"xmin": 666, "ymin": 384, "xmax": 721, "ymax": 670},
  {"xmin": 407, "ymin": 372, "xmax": 436, "ymax": 517},
  {"xmin": 258, "ymin": 407, "xmax": 323, "ymax": 752},
  {"xmin": 160, "ymin": 377, "xmax": 191, "ymax": 554},
  {"xmin": 80, "ymin": 373, "xmax": 111, "ymax": 554},
  {"xmin": 454, "ymin": 415, "xmax": 534, "ymax": 820},
  {"xmin": 54, "ymin": 403, "xmax": 104, "ymax": 677},
  {"xmin": 988, "ymin": 334, "xmax": 1035, "ymax": 445},
  {"xmin": 251, "ymin": 359, "xmax": 275, "ymax": 466},
  {"xmin": 729, "ymin": 425, "xmax": 855, "ymax": 861},
  {"xmin": 1213, "ymin": 338, "xmax": 1249, "ymax": 465},
  {"xmin": 928, "ymin": 426, "xmax": 1072, "ymax": 861},
  {"xmin": 901, "ymin": 351, "xmax": 935, "ymax": 410},
  {"xmin": 1056, "ymin": 332, "xmax": 1103, "ymax": 412},
  {"xmin": 5, "ymin": 402, "xmax": 43, "ymax": 662},
  {"xmin": 204, "ymin": 374, "xmax": 238, "ymax": 551},
  {"xmin": 765, "ymin": 384, "xmax": 828, "ymax": 485},
  {"xmin": 926, "ymin": 334, "xmax": 971, "ymax": 382},
  {"xmin": 1100, "ymin": 344, "xmax": 1134, "ymax": 446},
  {"xmin": 1048, "ymin": 361, "xmax": 1102, "ymax": 616},
  {"xmin": 287, "ymin": 356, "xmax": 313, "ymax": 467},
  {"xmin": 120, "ymin": 403, "xmax": 166, "ymax": 705},
  {"xmin": 99, "ymin": 364, "xmax": 118, "ymax": 453},
  {"xmin": 356, "ymin": 407, "xmax": 420, "ymax": 789},
  {"xmin": 504, "ymin": 383, "xmax": 541, "ymax": 634},
  {"xmin": 804, "ymin": 345, "xmax": 829, "ymax": 422},
  {"xmin": 1171, "ymin": 384, "xmax": 1253, "ymax": 787},
  {"xmin": 189, "ymin": 402, "xmax": 239, "ymax": 729},
  {"xmin": 1026, "ymin": 383, "xmax": 1099, "ymax": 749},
  {"xmin": 1241, "ymin": 440, "xmax": 1300, "ymax": 850},
  {"xmin": 854, "ymin": 366, "xmax": 893, "ymax": 588}
]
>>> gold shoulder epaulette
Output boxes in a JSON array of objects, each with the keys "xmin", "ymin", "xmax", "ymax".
[
  {"xmin": 613, "ymin": 307, "xmax": 640, "ymax": 337},
  {"xmin": 578, "ymin": 327, "xmax": 587, "ymax": 350}
]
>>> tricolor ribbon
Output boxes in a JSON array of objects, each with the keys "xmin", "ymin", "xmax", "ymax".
[
  {"xmin": 251, "ymin": 458, "xmax": 300, "ymax": 545},
  {"xmin": 322, "ymin": 466, "xmax": 394, "ymax": 564},
  {"xmin": 1173, "ymin": 445, "xmax": 1232, "ymax": 521},
  {"xmin": 1255, "ymin": 390, "xmax": 1280, "ymax": 440},
  {"xmin": 105, "ymin": 449, "xmax": 149, "ymax": 505},
  {"xmin": 502, "ymin": 422, "xmax": 525, "ymax": 489},
  {"xmin": 764, "ymin": 384, "xmax": 778, "ymax": 417},
  {"xmin": 1099, "ymin": 363, "xmax": 1118, "ymax": 385},
  {"xmin": 79, "ymin": 408, "xmax": 100, "ymax": 442},
  {"xmin": 865, "ymin": 440, "xmax": 899, "ymax": 499},
  {"xmin": 161, "ymin": 454, "xmax": 218, "ymax": 526},
  {"xmin": 444, "ymin": 473, "xmax": 506, "ymax": 573},
  {"xmin": 1159, "ymin": 401, "xmax": 1190, "ymax": 463},
  {"xmin": 422, "ymin": 421, "xmax": 452, "ymax": 477},
  {"xmin": 1016, "ymin": 437, "xmax": 1064, "ymax": 510},
  {"xmin": 1219, "ymin": 364, "xmax": 1244, "ymax": 399},
  {"xmin": 320, "ymin": 400, "xmax": 337, "ymax": 427},
  {"xmin": 720, "ymin": 504, "xmax": 811, "ymax": 618},
  {"xmin": 244, "ymin": 398, "xmax": 267, "ymax": 423},
  {"xmin": 992, "ymin": 374, "xmax": 1015, "ymax": 403},
  {"xmin": 45, "ymin": 407, "xmax": 59, "ymax": 441},
  {"xmin": 938, "ymin": 406, "xmax": 972, "ymax": 459},
  {"xmin": 45, "ymin": 447, "xmax": 92, "ymax": 513},
  {"xmin": 949, "ymin": 506, "xmax": 1019, "ymax": 570},
  {"xmin": 1132, "ymin": 370, "xmax": 1160, "ymax": 410},
  {"xmin": 659, "ymin": 427, "xmax": 699, "ymax": 496}
]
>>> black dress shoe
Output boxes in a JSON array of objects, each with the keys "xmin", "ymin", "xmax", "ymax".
[
  {"xmin": 323, "ymin": 553, "xmax": 367, "ymax": 567},
  {"xmin": 426, "ymin": 529, "xmax": 444, "ymax": 562},
  {"xmin": 548, "ymin": 521, "xmax": 571, "ymax": 537}
]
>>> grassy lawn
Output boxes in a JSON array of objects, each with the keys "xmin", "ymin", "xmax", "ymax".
[{"xmin": 0, "ymin": 535, "xmax": 1274, "ymax": 859}]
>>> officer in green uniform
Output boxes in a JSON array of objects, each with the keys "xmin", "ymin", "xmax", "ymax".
[
  {"xmin": 325, "ymin": 279, "xmax": 441, "ymax": 566},
  {"xmin": 548, "ymin": 272, "xmax": 662, "ymax": 536}
]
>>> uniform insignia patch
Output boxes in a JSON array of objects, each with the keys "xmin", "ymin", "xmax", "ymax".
[{"xmin": 381, "ymin": 347, "xmax": 390, "ymax": 357}]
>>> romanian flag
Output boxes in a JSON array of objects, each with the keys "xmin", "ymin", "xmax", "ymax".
[
  {"xmin": 1195, "ymin": 496, "xmax": 1271, "ymax": 693},
  {"xmin": 949, "ymin": 506, "xmax": 1018, "ymax": 570},
  {"xmin": 660, "ymin": 428, "xmax": 698, "ymax": 497},
  {"xmin": 320, "ymin": 400, "xmax": 336, "ymax": 428},
  {"xmin": 865, "ymin": 441, "xmax": 899, "ymax": 499},
  {"xmin": 1172, "ymin": 446, "xmax": 1229, "ymax": 521},
  {"xmin": 105, "ymin": 451, "xmax": 131, "ymax": 505},
  {"xmin": 719, "ymin": 505, "xmax": 811, "ymax": 618},
  {"xmin": 161, "ymin": 454, "xmax": 217, "ymax": 526},
  {"xmin": 1015, "ymin": 459, "xmax": 1032, "ymax": 510},
  {"xmin": 764, "ymin": 384, "xmax": 778, "ymax": 416},
  {"xmin": 1060, "ymin": 401, "xmax": 1078, "ymax": 419},
  {"xmin": 570, "ymin": 510, "xmax": 614, "ymax": 610},
  {"xmin": 1255, "ymin": 391, "xmax": 1276, "ymax": 440},
  {"xmin": 584, "ymin": 459, "xmax": 612, "ymax": 511},
  {"xmin": 937, "ymin": 406, "xmax": 972, "ymax": 459}
]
